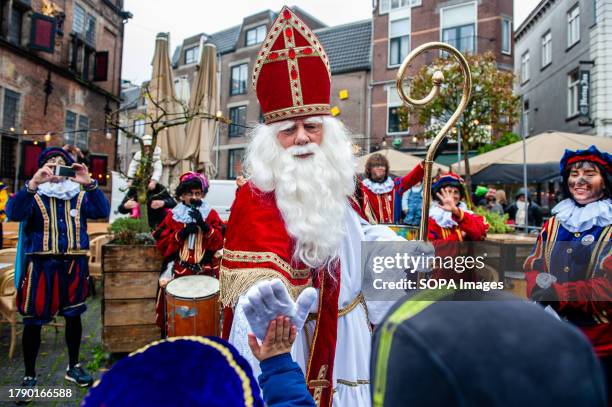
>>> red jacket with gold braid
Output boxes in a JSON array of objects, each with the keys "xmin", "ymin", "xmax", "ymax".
[
  {"xmin": 358, "ymin": 163, "xmax": 424, "ymax": 224},
  {"xmin": 427, "ymin": 208, "xmax": 489, "ymax": 242},
  {"xmin": 428, "ymin": 208, "xmax": 489, "ymax": 282},
  {"xmin": 154, "ymin": 208, "xmax": 224, "ymax": 276}
]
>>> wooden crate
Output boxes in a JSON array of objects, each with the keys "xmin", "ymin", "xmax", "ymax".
[{"xmin": 102, "ymin": 244, "xmax": 163, "ymax": 353}]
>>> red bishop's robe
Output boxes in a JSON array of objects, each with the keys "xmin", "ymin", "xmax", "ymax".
[
  {"xmin": 358, "ymin": 163, "xmax": 424, "ymax": 224},
  {"xmin": 220, "ymin": 181, "xmax": 341, "ymax": 407}
]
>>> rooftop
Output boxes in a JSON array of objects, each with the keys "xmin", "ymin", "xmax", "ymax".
[{"xmin": 315, "ymin": 19, "xmax": 371, "ymax": 74}]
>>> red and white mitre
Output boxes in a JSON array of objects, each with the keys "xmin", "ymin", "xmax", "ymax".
[{"xmin": 252, "ymin": 6, "xmax": 331, "ymax": 124}]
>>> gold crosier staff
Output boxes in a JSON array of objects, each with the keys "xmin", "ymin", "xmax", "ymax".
[{"xmin": 395, "ymin": 42, "xmax": 472, "ymax": 242}]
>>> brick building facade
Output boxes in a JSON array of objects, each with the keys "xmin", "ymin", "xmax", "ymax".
[
  {"xmin": 0, "ymin": 0, "xmax": 130, "ymax": 192},
  {"xmin": 370, "ymin": 0, "xmax": 513, "ymax": 151}
]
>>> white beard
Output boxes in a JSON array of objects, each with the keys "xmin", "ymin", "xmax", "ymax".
[{"xmin": 244, "ymin": 117, "xmax": 356, "ymax": 268}]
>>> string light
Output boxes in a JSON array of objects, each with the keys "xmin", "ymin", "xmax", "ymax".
[
  {"xmin": 44, "ymin": 132, "xmax": 52, "ymax": 142},
  {"xmin": 0, "ymin": 111, "xmax": 249, "ymax": 138}
]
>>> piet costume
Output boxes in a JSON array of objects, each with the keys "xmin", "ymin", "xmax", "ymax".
[
  {"xmin": 153, "ymin": 172, "xmax": 224, "ymax": 328},
  {"xmin": 220, "ymin": 7, "xmax": 417, "ymax": 407},
  {"xmin": 6, "ymin": 147, "xmax": 110, "ymax": 324},
  {"xmin": 357, "ymin": 154, "xmax": 424, "ymax": 224},
  {"xmin": 427, "ymin": 173, "xmax": 488, "ymax": 243},
  {"xmin": 82, "ymin": 336, "xmax": 315, "ymax": 407},
  {"xmin": 524, "ymin": 145, "xmax": 611, "ymax": 362},
  {"xmin": 427, "ymin": 173, "xmax": 488, "ymax": 283}
]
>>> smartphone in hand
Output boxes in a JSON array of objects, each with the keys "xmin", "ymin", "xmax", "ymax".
[{"xmin": 54, "ymin": 165, "xmax": 76, "ymax": 178}]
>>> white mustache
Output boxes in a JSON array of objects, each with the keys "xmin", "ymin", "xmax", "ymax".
[{"xmin": 287, "ymin": 143, "xmax": 318, "ymax": 156}]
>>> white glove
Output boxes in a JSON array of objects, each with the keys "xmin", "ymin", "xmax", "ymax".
[{"xmin": 243, "ymin": 278, "xmax": 318, "ymax": 340}]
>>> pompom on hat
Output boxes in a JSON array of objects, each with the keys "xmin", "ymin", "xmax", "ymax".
[
  {"xmin": 252, "ymin": 6, "xmax": 332, "ymax": 124},
  {"xmin": 82, "ymin": 336, "xmax": 264, "ymax": 407},
  {"xmin": 37, "ymin": 147, "xmax": 74, "ymax": 168}
]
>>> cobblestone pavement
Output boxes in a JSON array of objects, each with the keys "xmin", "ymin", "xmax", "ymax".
[{"xmin": 0, "ymin": 282, "xmax": 109, "ymax": 406}]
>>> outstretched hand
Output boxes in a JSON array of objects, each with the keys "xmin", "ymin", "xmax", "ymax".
[
  {"xmin": 248, "ymin": 316, "xmax": 297, "ymax": 362},
  {"xmin": 243, "ymin": 279, "xmax": 318, "ymax": 340},
  {"xmin": 436, "ymin": 188, "xmax": 459, "ymax": 215}
]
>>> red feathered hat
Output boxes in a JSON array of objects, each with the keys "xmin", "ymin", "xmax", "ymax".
[{"xmin": 252, "ymin": 6, "xmax": 331, "ymax": 124}]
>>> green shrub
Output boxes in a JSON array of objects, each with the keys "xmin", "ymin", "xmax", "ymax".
[
  {"xmin": 108, "ymin": 218, "xmax": 155, "ymax": 245},
  {"xmin": 474, "ymin": 207, "xmax": 514, "ymax": 234}
]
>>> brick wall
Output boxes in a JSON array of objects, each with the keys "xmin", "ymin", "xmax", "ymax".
[{"xmin": 0, "ymin": 0, "xmax": 127, "ymax": 192}]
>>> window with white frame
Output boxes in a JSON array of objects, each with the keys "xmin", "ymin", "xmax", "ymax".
[
  {"xmin": 73, "ymin": 3, "xmax": 96, "ymax": 44},
  {"xmin": 567, "ymin": 70, "xmax": 579, "ymax": 117},
  {"xmin": 520, "ymin": 51, "xmax": 530, "ymax": 83},
  {"xmin": 8, "ymin": 5, "xmax": 24, "ymax": 45},
  {"xmin": 64, "ymin": 111, "xmax": 77, "ymax": 145},
  {"xmin": 389, "ymin": 17, "xmax": 410, "ymax": 66},
  {"xmin": 441, "ymin": 2, "xmax": 476, "ymax": 54},
  {"xmin": 230, "ymin": 63, "xmax": 248, "ymax": 96},
  {"xmin": 379, "ymin": 0, "xmax": 421, "ymax": 14},
  {"xmin": 567, "ymin": 5, "xmax": 580, "ymax": 47},
  {"xmin": 185, "ymin": 46, "xmax": 199, "ymax": 64},
  {"xmin": 64, "ymin": 111, "xmax": 89, "ymax": 149},
  {"xmin": 229, "ymin": 105, "xmax": 247, "ymax": 137},
  {"xmin": 76, "ymin": 115, "xmax": 89, "ymax": 150},
  {"xmin": 73, "ymin": 4, "xmax": 86, "ymax": 34},
  {"xmin": 245, "ymin": 25, "xmax": 266, "ymax": 46},
  {"xmin": 541, "ymin": 31, "xmax": 552, "ymax": 67},
  {"xmin": 501, "ymin": 17, "xmax": 511, "ymax": 54},
  {"xmin": 387, "ymin": 86, "xmax": 408, "ymax": 134}
]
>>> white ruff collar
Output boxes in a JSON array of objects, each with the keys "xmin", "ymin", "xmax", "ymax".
[
  {"xmin": 37, "ymin": 180, "xmax": 81, "ymax": 200},
  {"xmin": 429, "ymin": 201, "xmax": 469, "ymax": 228},
  {"xmin": 172, "ymin": 202, "xmax": 212, "ymax": 223},
  {"xmin": 552, "ymin": 198, "xmax": 612, "ymax": 233},
  {"xmin": 363, "ymin": 177, "xmax": 394, "ymax": 194}
]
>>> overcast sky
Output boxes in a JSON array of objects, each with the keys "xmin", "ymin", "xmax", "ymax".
[{"xmin": 122, "ymin": 0, "xmax": 541, "ymax": 85}]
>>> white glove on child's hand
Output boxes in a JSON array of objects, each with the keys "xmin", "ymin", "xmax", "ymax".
[{"xmin": 243, "ymin": 278, "xmax": 318, "ymax": 340}]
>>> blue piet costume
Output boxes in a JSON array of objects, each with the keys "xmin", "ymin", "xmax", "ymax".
[
  {"xmin": 82, "ymin": 336, "xmax": 315, "ymax": 407},
  {"xmin": 524, "ymin": 145, "xmax": 611, "ymax": 360},
  {"xmin": 6, "ymin": 147, "xmax": 110, "ymax": 325}
]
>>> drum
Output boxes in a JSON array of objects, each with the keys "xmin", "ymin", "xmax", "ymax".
[{"xmin": 165, "ymin": 275, "xmax": 220, "ymax": 337}]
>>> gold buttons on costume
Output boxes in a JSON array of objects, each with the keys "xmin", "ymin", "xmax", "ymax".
[
  {"xmin": 563, "ymin": 266, "xmax": 570, "ymax": 272},
  {"xmin": 566, "ymin": 248, "xmax": 573, "ymax": 254},
  {"xmin": 574, "ymin": 232, "xmax": 581, "ymax": 237}
]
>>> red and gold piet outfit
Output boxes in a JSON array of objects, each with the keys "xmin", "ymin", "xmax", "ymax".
[
  {"xmin": 427, "ymin": 173, "xmax": 488, "ymax": 282},
  {"xmin": 153, "ymin": 172, "xmax": 224, "ymax": 329},
  {"xmin": 357, "ymin": 164, "xmax": 424, "ymax": 224}
]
